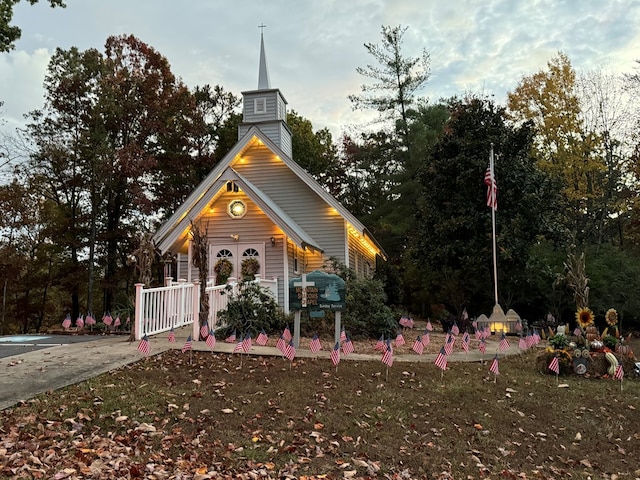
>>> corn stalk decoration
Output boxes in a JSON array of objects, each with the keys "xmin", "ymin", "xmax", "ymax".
[
  {"xmin": 561, "ymin": 251, "xmax": 589, "ymax": 309},
  {"xmin": 190, "ymin": 221, "xmax": 210, "ymax": 330},
  {"xmin": 132, "ymin": 232, "xmax": 158, "ymax": 287}
]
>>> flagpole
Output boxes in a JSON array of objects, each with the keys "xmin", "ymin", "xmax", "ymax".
[{"xmin": 490, "ymin": 144, "xmax": 499, "ymax": 306}]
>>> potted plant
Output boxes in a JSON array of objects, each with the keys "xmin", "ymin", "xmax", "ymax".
[
  {"xmin": 241, "ymin": 257, "xmax": 260, "ymax": 281},
  {"xmin": 214, "ymin": 258, "xmax": 233, "ymax": 284}
]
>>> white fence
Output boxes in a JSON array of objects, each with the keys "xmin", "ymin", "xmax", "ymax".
[{"xmin": 134, "ymin": 276, "xmax": 278, "ymax": 340}]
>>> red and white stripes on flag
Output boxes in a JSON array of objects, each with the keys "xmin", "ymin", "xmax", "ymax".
[
  {"xmin": 340, "ymin": 327, "xmax": 347, "ymax": 343},
  {"xmin": 206, "ymin": 333, "xmax": 216, "ymax": 349},
  {"xmin": 282, "ymin": 325, "xmax": 292, "ymax": 342},
  {"xmin": 412, "ymin": 336, "xmax": 424, "ymax": 355},
  {"xmin": 168, "ymin": 328, "xmax": 176, "ymax": 343},
  {"xmin": 375, "ymin": 336, "xmax": 385, "ymax": 351},
  {"xmin": 200, "ymin": 322, "xmax": 209, "ymax": 340},
  {"xmin": 330, "ymin": 342, "xmax": 341, "ymax": 366},
  {"xmin": 489, "ymin": 355, "xmax": 500, "ymax": 376},
  {"xmin": 395, "ymin": 332, "xmax": 405, "ymax": 347},
  {"xmin": 462, "ymin": 332, "xmax": 470, "ymax": 352},
  {"xmin": 478, "ymin": 339, "xmax": 486, "ymax": 354},
  {"xmin": 421, "ymin": 332, "xmax": 430, "ymax": 346},
  {"xmin": 484, "ymin": 159, "xmax": 497, "ymax": 210},
  {"xmin": 342, "ymin": 337, "xmax": 354, "ymax": 356},
  {"xmin": 434, "ymin": 347, "xmax": 447, "ymax": 371},
  {"xmin": 256, "ymin": 330, "xmax": 269, "ymax": 346},
  {"xmin": 309, "ymin": 334, "xmax": 322, "ymax": 354},
  {"xmin": 241, "ymin": 334, "xmax": 252, "ymax": 353},
  {"xmin": 276, "ymin": 335, "xmax": 286, "ymax": 353},
  {"xmin": 284, "ymin": 340, "xmax": 296, "ymax": 361},
  {"xmin": 182, "ymin": 335, "xmax": 192, "ymax": 353},
  {"xmin": 518, "ymin": 336, "xmax": 528, "ymax": 351},
  {"xmin": 499, "ymin": 333, "xmax": 510, "ymax": 351},
  {"xmin": 381, "ymin": 341, "xmax": 393, "ymax": 367},
  {"xmin": 614, "ymin": 364, "xmax": 624, "ymax": 381},
  {"xmin": 137, "ymin": 335, "xmax": 150, "ymax": 356},
  {"xmin": 225, "ymin": 330, "xmax": 237, "ymax": 343},
  {"xmin": 548, "ymin": 355, "xmax": 560, "ymax": 375}
]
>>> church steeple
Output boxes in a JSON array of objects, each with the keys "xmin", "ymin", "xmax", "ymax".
[
  {"xmin": 238, "ymin": 27, "xmax": 292, "ymax": 158},
  {"xmin": 258, "ymin": 25, "xmax": 270, "ymax": 90}
]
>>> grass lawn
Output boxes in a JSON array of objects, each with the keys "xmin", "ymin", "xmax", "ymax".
[{"xmin": 1, "ymin": 336, "xmax": 639, "ymax": 479}]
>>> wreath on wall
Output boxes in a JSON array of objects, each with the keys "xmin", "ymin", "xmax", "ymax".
[
  {"xmin": 241, "ymin": 257, "xmax": 260, "ymax": 281},
  {"xmin": 214, "ymin": 258, "xmax": 233, "ymax": 283}
]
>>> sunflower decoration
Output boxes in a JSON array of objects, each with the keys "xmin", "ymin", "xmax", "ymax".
[
  {"xmin": 605, "ymin": 308, "xmax": 618, "ymax": 326},
  {"xmin": 575, "ymin": 307, "xmax": 595, "ymax": 330}
]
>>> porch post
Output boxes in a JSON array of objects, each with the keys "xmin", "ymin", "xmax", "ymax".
[
  {"xmin": 192, "ymin": 279, "xmax": 200, "ymax": 341},
  {"xmin": 334, "ymin": 311, "xmax": 342, "ymax": 346},
  {"xmin": 134, "ymin": 283, "xmax": 144, "ymax": 340}
]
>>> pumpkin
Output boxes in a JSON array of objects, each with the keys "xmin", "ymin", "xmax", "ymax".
[{"xmin": 616, "ymin": 344, "xmax": 630, "ymax": 355}]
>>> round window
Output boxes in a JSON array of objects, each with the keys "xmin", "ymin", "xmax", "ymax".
[{"xmin": 228, "ymin": 199, "xmax": 247, "ymax": 219}]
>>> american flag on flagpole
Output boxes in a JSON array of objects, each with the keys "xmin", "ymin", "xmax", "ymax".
[
  {"xmin": 309, "ymin": 334, "xmax": 322, "ymax": 353},
  {"xmin": 412, "ymin": 336, "xmax": 424, "ymax": 355},
  {"xmin": 206, "ymin": 332, "xmax": 216, "ymax": 349},
  {"xmin": 200, "ymin": 321, "xmax": 209, "ymax": 340},
  {"xmin": 225, "ymin": 330, "xmax": 237, "ymax": 343},
  {"xmin": 284, "ymin": 340, "xmax": 296, "ymax": 361},
  {"xmin": 381, "ymin": 340, "xmax": 393, "ymax": 367},
  {"xmin": 614, "ymin": 364, "xmax": 624, "ymax": 381},
  {"xmin": 181, "ymin": 335, "xmax": 192, "ymax": 353},
  {"xmin": 485, "ymin": 157, "xmax": 497, "ymax": 210},
  {"xmin": 548, "ymin": 354, "xmax": 560, "ymax": 375},
  {"xmin": 342, "ymin": 336, "xmax": 354, "ymax": 356},
  {"xmin": 168, "ymin": 328, "xmax": 176, "ymax": 343},
  {"xmin": 283, "ymin": 325, "xmax": 292, "ymax": 342},
  {"xmin": 489, "ymin": 355, "xmax": 500, "ymax": 375},
  {"xmin": 137, "ymin": 335, "xmax": 150, "ymax": 356},
  {"xmin": 434, "ymin": 347, "xmax": 447, "ymax": 371},
  {"xmin": 499, "ymin": 333, "xmax": 510, "ymax": 351},
  {"xmin": 330, "ymin": 341, "xmax": 340, "ymax": 366},
  {"xmin": 256, "ymin": 329, "xmax": 269, "ymax": 346},
  {"xmin": 395, "ymin": 332, "xmax": 405, "ymax": 347}
]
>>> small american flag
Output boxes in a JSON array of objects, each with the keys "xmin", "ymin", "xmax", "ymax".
[
  {"xmin": 340, "ymin": 327, "xmax": 347, "ymax": 342},
  {"xmin": 206, "ymin": 332, "xmax": 216, "ymax": 349},
  {"xmin": 532, "ymin": 330, "xmax": 540, "ymax": 344},
  {"xmin": 478, "ymin": 339, "xmax": 486, "ymax": 354},
  {"xmin": 525, "ymin": 333, "xmax": 534, "ymax": 348},
  {"xmin": 256, "ymin": 330, "xmax": 269, "ymax": 346},
  {"xmin": 276, "ymin": 335, "xmax": 286, "ymax": 353},
  {"xmin": 489, "ymin": 355, "xmax": 500, "ymax": 376},
  {"xmin": 225, "ymin": 330, "xmax": 237, "ymax": 343},
  {"xmin": 102, "ymin": 312, "xmax": 113, "ymax": 326},
  {"xmin": 395, "ymin": 332, "xmax": 405, "ymax": 347},
  {"xmin": 548, "ymin": 355, "xmax": 560, "ymax": 375},
  {"xmin": 374, "ymin": 335, "xmax": 384, "ymax": 351},
  {"xmin": 75, "ymin": 315, "xmax": 84, "ymax": 329},
  {"xmin": 200, "ymin": 321, "xmax": 209, "ymax": 340},
  {"xmin": 342, "ymin": 336, "xmax": 354, "ymax": 356},
  {"xmin": 518, "ymin": 336, "xmax": 528, "ymax": 351},
  {"xmin": 330, "ymin": 342, "xmax": 340, "ymax": 366},
  {"xmin": 282, "ymin": 325, "xmax": 292, "ymax": 342},
  {"xmin": 168, "ymin": 328, "xmax": 176, "ymax": 343},
  {"xmin": 412, "ymin": 336, "xmax": 424, "ymax": 355},
  {"xmin": 426, "ymin": 320, "xmax": 433, "ymax": 331},
  {"xmin": 499, "ymin": 333, "xmax": 510, "ymax": 351},
  {"xmin": 242, "ymin": 334, "xmax": 252, "ymax": 353},
  {"xmin": 86, "ymin": 314, "xmax": 96, "ymax": 326},
  {"xmin": 381, "ymin": 340, "xmax": 393, "ymax": 367},
  {"xmin": 614, "ymin": 364, "xmax": 624, "ymax": 381},
  {"xmin": 573, "ymin": 326, "xmax": 582, "ymax": 336},
  {"xmin": 62, "ymin": 314, "xmax": 71, "ymax": 329},
  {"xmin": 434, "ymin": 347, "xmax": 447, "ymax": 371},
  {"xmin": 444, "ymin": 334, "xmax": 455, "ymax": 355},
  {"xmin": 451, "ymin": 323, "xmax": 459, "ymax": 336},
  {"xmin": 182, "ymin": 335, "xmax": 192, "ymax": 353},
  {"xmin": 284, "ymin": 340, "xmax": 296, "ymax": 361},
  {"xmin": 309, "ymin": 334, "xmax": 322, "ymax": 353},
  {"xmin": 515, "ymin": 319, "xmax": 522, "ymax": 332},
  {"xmin": 233, "ymin": 338, "xmax": 244, "ymax": 353},
  {"xmin": 422, "ymin": 332, "xmax": 430, "ymax": 346},
  {"xmin": 114, "ymin": 316, "xmax": 121, "ymax": 327},
  {"xmin": 462, "ymin": 331, "xmax": 470, "ymax": 352},
  {"xmin": 137, "ymin": 335, "xmax": 150, "ymax": 356}
]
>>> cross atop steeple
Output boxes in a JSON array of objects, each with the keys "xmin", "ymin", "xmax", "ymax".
[{"xmin": 258, "ymin": 24, "xmax": 271, "ymax": 90}]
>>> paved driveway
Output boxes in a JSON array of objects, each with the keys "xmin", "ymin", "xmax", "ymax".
[{"xmin": 0, "ymin": 334, "xmax": 118, "ymax": 359}]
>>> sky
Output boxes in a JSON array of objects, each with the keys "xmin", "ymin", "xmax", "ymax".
[{"xmin": 1, "ymin": 0, "xmax": 639, "ymax": 140}]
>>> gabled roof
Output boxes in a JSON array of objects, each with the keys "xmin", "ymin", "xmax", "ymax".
[{"xmin": 153, "ymin": 125, "xmax": 384, "ymax": 258}]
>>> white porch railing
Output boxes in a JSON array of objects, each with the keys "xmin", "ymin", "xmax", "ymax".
[{"xmin": 134, "ymin": 275, "xmax": 278, "ymax": 340}]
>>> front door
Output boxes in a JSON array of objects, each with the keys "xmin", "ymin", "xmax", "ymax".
[{"xmin": 210, "ymin": 243, "xmax": 264, "ymax": 283}]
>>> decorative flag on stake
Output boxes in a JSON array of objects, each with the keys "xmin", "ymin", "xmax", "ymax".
[
  {"xmin": 479, "ymin": 338, "xmax": 486, "ymax": 355},
  {"xmin": 426, "ymin": 320, "xmax": 433, "ymax": 332},
  {"xmin": 451, "ymin": 322, "xmax": 460, "ymax": 336},
  {"xmin": 284, "ymin": 340, "xmax": 296, "ymax": 361},
  {"xmin": 340, "ymin": 327, "xmax": 347, "ymax": 343},
  {"xmin": 499, "ymin": 333, "xmax": 510, "ymax": 352},
  {"xmin": 86, "ymin": 313, "xmax": 96, "ymax": 326},
  {"xmin": 395, "ymin": 332, "xmax": 405, "ymax": 347},
  {"xmin": 225, "ymin": 330, "xmax": 237, "ymax": 343},
  {"xmin": 444, "ymin": 333, "xmax": 455, "ymax": 356},
  {"xmin": 309, "ymin": 334, "xmax": 322, "ymax": 354},
  {"xmin": 62, "ymin": 314, "xmax": 72, "ymax": 330},
  {"xmin": 342, "ymin": 336, "xmax": 354, "ymax": 356},
  {"xmin": 422, "ymin": 332, "xmax": 430, "ymax": 347},
  {"xmin": 412, "ymin": 336, "xmax": 424, "ymax": 355},
  {"xmin": 114, "ymin": 316, "xmax": 121, "ymax": 328},
  {"xmin": 330, "ymin": 341, "xmax": 340, "ymax": 367},
  {"xmin": 76, "ymin": 315, "xmax": 84, "ymax": 329},
  {"xmin": 233, "ymin": 337, "xmax": 244, "ymax": 353},
  {"xmin": 489, "ymin": 354, "xmax": 500, "ymax": 380},
  {"xmin": 256, "ymin": 329, "xmax": 269, "ymax": 346},
  {"xmin": 242, "ymin": 334, "xmax": 252, "ymax": 353},
  {"xmin": 518, "ymin": 336, "xmax": 528, "ymax": 351},
  {"xmin": 282, "ymin": 325, "xmax": 292, "ymax": 342},
  {"xmin": 434, "ymin": 347, "xmax": 447, "ymax": 372},
  {"xmin": 381, "ymin": 340, "xmax": 393, "ymax": 368},
  {"xmin": 182, "ymin": 335, "xmax": 193, "ymax": 353},
  {"xmin": 462, "ymin": 331, "xmax": 470, "ymax": 353},
  {"xmin": 276, "ymin": 335, "xmax": 286, "ymax": 353},
  {"xmin": 375, "ymin": 335, "xmax": 385, "ymax": 351},
  {"xmin": 103, "ymin": 312, "xmax": 113, "ymax": 327},
  {"xmin": 485, "ymin": 157, "xmax": 497, "ymax": 210},
  {"xmin": 525, "ymin": 332, "xmax": 535, "ymax": 349},
  {"xmin": 137, "ymin": 335, "xmax": 150, "ymax": 357},
  {"xmin": 200, "ymin": 321, "xmax": 209, "ymax": 340},
  {"xmin": 573, "ymin": 326, "xmax": 582, "ymax": 337},
  {"xmin": 532, "ymin": 329, "xmax": 540, "ymax": 345},
  {"xmin": 548, "ymin": 354, "xmax": 560, "ymax": 375},
  {"xmin": 515, "ymin": 318, "xmax": 522, "ymax": 333},
  {"xmin": 206, "ymin": 332, "xmax": 216, "ymax": 350},
  {"xmin": 168, "ymin": 328, "xmax": 176, "ymax": 343},
  {"xmin": 614, "ymin": 364, "xmax": 624, "ymax": 381}
]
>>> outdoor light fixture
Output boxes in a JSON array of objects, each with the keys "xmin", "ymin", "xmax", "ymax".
[
  {"xmin": 227, "ymin": 199, "xmax": 247, "ymax": 219},
  {"xmin": 270, "ymin": 236, "xmax": 276, "ymax": 246}
]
